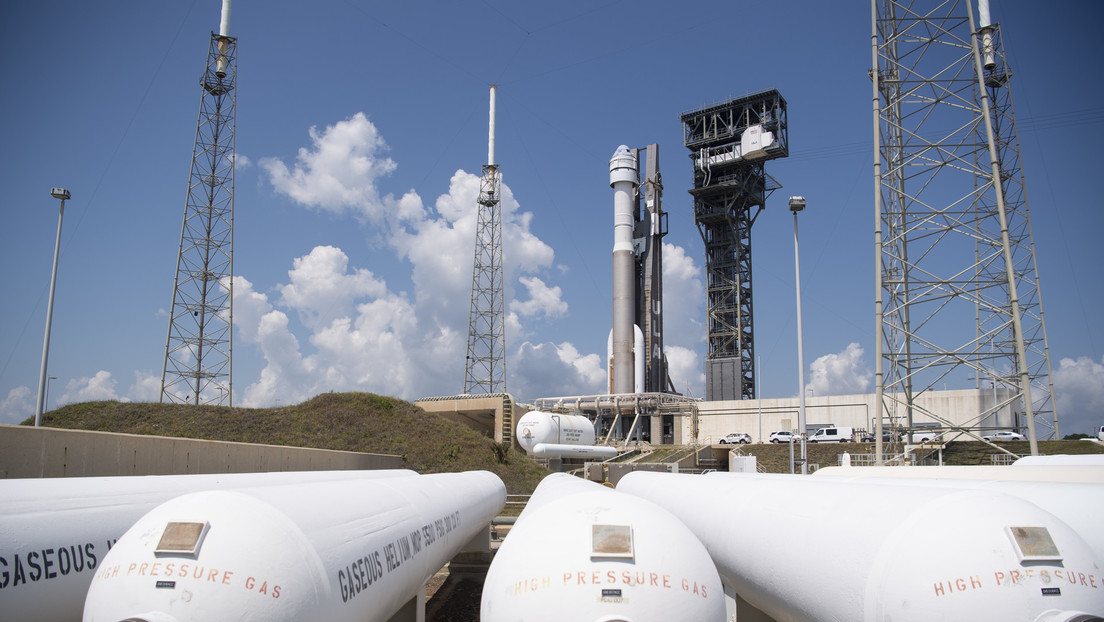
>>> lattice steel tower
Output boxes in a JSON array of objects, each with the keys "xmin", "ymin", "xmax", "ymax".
[
  {"xmin": 464, "ymin": 86, "xmax": 505, "ymax": 394},
  {"xmin": 872, "ymin": 0, "xmax": 1056, "ymax": 455},
  {"xmin": 161, "ymin": 2, "xmax": 236, "ymax": 406},
  {"xmin": 681, "ymin": 91, "xmax": 788, "ymax": 401}
]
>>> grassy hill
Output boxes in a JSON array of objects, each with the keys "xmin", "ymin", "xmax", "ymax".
[{"xmin": 28, "ymin": 392, "xmax": 550, "ymax": 494}]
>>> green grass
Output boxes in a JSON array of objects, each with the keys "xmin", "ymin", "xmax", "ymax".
[{"xmin": 27, "ymin": 392, "xmax": 550, "ymax": 494}]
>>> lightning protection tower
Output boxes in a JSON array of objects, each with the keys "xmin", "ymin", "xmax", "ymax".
[
  {"xmin": 872, "ymin": 0, "xmax": 1056, "ymax": 457},
  {"xmin": 681, "ymin": 90, "xmax": 788, "ymax": 401},
  {"xmin": 161, "ymin": 0, "xmax": 236, "ymax": 406},
  {"xmin": 464, "ymin": 86, "xmax": 505, "ymax": 395}
]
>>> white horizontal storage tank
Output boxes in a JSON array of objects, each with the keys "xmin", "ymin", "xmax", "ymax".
[
  {"xmin": 0, "ymin": 469, "xmax": 415, "ymax": 622},
  {"xmin": 814, "ymin": 466, "xmax": 1104, "ymax": 560},
  {"xmin": 1012, "ymin": 454, "xmax": 1104, "ymax": 468},
  {"xmin": 82, "ymin": 471, "xmax": 505, "ymax": 622},
  {"xmin": 531, "ymin": 443, "xmax": 617, "ymax": 460},
  {"xmin": 618, "ymin": 471, "xmax": 1104, "ymax": 621},
  {"xmin": 516, "ymin": 411, "xmax": 596, "ymax": 453},
  {"xmin": 481, "ymin": 473, "xmax": 725, "ymax": 621}
]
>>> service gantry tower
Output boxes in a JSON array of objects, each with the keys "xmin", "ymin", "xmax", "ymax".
[
  {"xmin": 464, "ymin": 86, "xmax": 506, "ymax": 395},
  {"xmin": 161, "ymin": 2, "xmax": 236, "ymax": 406},
  {"xmin": 872, "ymin": 0, "xmax": 1056, "ymax": 457},
  {"xmin": 681, "ymin": 90, "xmax": 788, "ymax": 401}
]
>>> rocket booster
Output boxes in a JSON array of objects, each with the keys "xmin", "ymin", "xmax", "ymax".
[{"xmin": 610, "ymin": 146, "xmax": 638, "ymax": 395}]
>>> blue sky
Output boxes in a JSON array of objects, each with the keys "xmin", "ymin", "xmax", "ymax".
[{"xmin": 1, "ymin": 1, "xmax": 1101, "ymax": 434}]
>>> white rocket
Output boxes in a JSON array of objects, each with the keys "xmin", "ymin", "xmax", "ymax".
[
  {"xmin": 481, "ymin": 473, "xmax": 725, "ymax": 621},
  {"xmin": 609, "ymin": 146, "xmax": 639, "ymax": 395},
  {"xmin": 618, "ymin": 471, "xmax": 1104, "ymax": 621},
  {"xmin": 82, "ymin": 471, "xmax": 505, "ymax": 621}
]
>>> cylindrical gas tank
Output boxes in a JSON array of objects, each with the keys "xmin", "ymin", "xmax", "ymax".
[
  {"xmin": 0, "ymin": 469, "xmax": 415, "ymax": 622},
  {"xmin": 618, "ymin": 472, "xmax": 1104, "ymax": 621},
  {"xmin": 481, "ymin": 473, "xmax": 725, "ymax": 621},
  {"xmin": 516, "ymin": 411, "xmax": 596, "ymax": 454},
  {"xmin": 82, "ymin": 471, "xmax": 505, "ymax": 622}
]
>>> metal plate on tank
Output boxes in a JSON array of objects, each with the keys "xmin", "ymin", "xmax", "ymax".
[
  {"xmin": 1006, "ymin": 526, "xmax": 1062, "ymax": 562},
  {"xmin": 154, "ymin": 521, "xmax": 210, "ymax": 557},
  {"xmin": 592, "ymin": 524, "xmax": 634, "ymax": 559}
]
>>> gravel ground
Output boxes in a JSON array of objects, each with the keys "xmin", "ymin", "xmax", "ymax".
[{"xmin": 425, "ymin": 568, "xmax": 484, "ymax": 622}]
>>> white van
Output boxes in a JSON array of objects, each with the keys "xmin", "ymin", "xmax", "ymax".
[
  {"xmin": 808, "ymin": 427, "xmax": 854, "ymax": 443},
  {"xmin": 1098, "ymin": 425, "xmax": 1104, "ymax": 442}
]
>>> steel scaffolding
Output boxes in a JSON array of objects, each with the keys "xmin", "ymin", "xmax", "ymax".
[
  {"xmin": 681, "ymin": 91, "xmax": 788, "ymax": 401},
  {"xmin": 463, "ymin": 162, "xmax": 505, "ymax": 395},
  {"xmin": 872, "ymin": 0, "xmax": 1056, "ymax": 457},
  {"xmin": 161, "ymin": 32, "xmax": 236, "ymax": 406}
]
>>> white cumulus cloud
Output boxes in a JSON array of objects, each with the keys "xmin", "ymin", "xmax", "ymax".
[
  {"xmin": 510, "ymin": 341, "xmax": 607, "ymax": 400},
  {"xmin": 808, "ymin": 342, "xmax": 872, "ymax": 397},
  {"xmin": 664, "ymin": 344, "xmax": 705, "ymax": 398},
  {"xmin": 260, "ymin": 112, "xmax": 403, "ymax": 221},
  {"xmin": 127, "ymin": 372, "xmax": 163, "ymax": 403},
  {"xmin": 661, "ymin": 242, "xmax": 705, "ymax": 348},
  {"xmin": 58, "ymin": 370, "xmax": 124, "ymax": 405},
  {"xmin": 511, "ymin": 277, "xmax": 568, "ymax": 320},
  {"xmin": 0, "ymin": 386, "xmax": 34, "ymax": 425},
  {"xmin": 1053, "ymin": 355, "xmax": 1104, "ymax": 436},
  {"xmin": 226, "ymin": 114, "xmax": 581, "ymax": 405},
  {"xmin": 279, "ymin": 245, "xmax": 388, "ymax": 331}
]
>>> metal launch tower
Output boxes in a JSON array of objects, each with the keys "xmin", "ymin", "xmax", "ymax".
[
  {"xmin": 161, "ymin": 1, "xmax": 236, "ymax": 406},
  {"xmin": 872, "ymin": 0, "xmax": 1056, "ymax": 456},
  {"xmin": 681, "ymin": 91, "xmax": 788, "ymax": 401},
  {"xmin": 464, "ymin": 86, "xmax": 506, "ymax": 394},
  {"xmin": 634, "ymin": 144, "xmax": 671, "ymax": 394}
]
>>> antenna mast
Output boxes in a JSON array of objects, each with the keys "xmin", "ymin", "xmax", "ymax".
[
  {"xmin": 464, "ymin": 86, "xmax": 506, "ymax": 394},
  {"xmin": 872, "ymin": 0, "xmax": 1056, "ymax": 458},
  {"xmin": 161, "ymin": 0, "xmax": 236, "ymax": 406}
]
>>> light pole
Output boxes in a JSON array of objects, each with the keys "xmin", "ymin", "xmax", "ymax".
[
  {"xmin": 756, "ymin": 354, "xmax": 762, "ymax": 443},
  {"xmin": 36, "ymin": 188, "xmax": 70, "ymax": 427},
  {"xmin": 790, "ymin": 195, "xmax": 807, "ymax": 474},
  {"xmin": 45, "ymin": 376, "xmax": 57, "ymax": 413}
]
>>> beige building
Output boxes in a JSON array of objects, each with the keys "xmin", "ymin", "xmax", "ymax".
[{"xmin": 690, "ymin": 388, "xmax": 1019, "ymax": 444}]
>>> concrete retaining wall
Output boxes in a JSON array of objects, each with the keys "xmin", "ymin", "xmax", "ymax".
[{"xmin": 0, "ymin": 425, "xmax": 402, "ymax": 478}]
